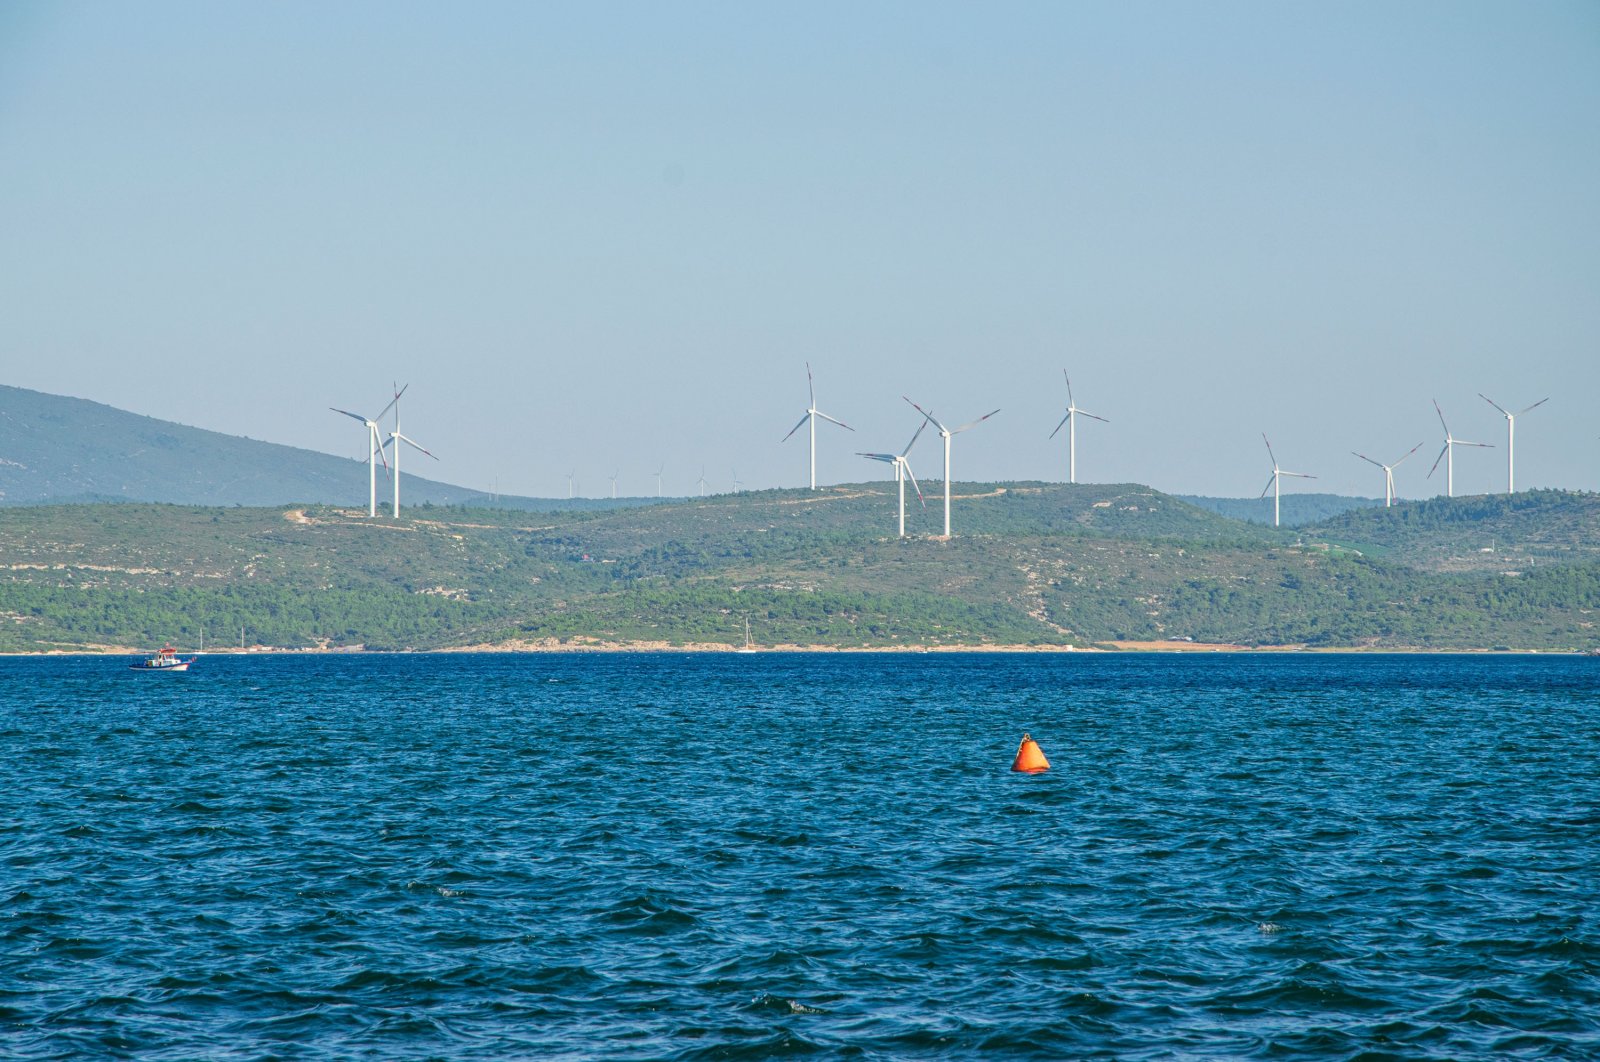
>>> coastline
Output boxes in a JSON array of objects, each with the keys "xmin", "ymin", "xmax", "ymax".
[{"xmin": 2, "ymin": 639, "xmax": 1588, "ymax": 657}]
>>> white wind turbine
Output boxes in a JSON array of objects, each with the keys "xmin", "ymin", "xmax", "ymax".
[
  {"xmin": 1479, "ymin": 393, "xmax": 1549, "ymax": 495},
  {"xmin": 731, "ymin": 468, "xmax": 742, "ymax": 493},
  {"xmin": 329, "ymin": 387, "xmax": 402, "ymax": 517},
  {"xmin": 781, "ymin": 362, "xmax": 853, "ymax": 489},
  {"xmin": 904, "ymin": 397, "xmax": 1000, "ymax": 538},
  {"xmin": 382, "ymin": 383, "xmax": 438, "ymax": 518},
  {"xmin": 1048, "ymin": 371, "xmax": 1108, "ymax": 484},
  {"xmin": 857, "ymin": 418, "xmax": 928, "ymax": 538},
  {"xmin": 566, "ymin": 469, "xmax": 577, "ymax": 499},
  {"xmin": 696, "ymin": 466, "xmax": 709, "ymax": 497},
  {"xmin": 654, "ymin": 463, "xmax": 665, "ymax": 498},
  {"xmin": 1260, "ymin": 434, "xmax": 1314, "ymax": 528},
  {"xmin": 1427, "ymin": 400, "xmax": 1492, "ymax": 498},
  {"xmin": 1352, "ymin": 442, "xmax": 1423, "ymax": 507},
  {"xmin": 609, "ymin": 469, "xmax": 619, "ymax": 499}
]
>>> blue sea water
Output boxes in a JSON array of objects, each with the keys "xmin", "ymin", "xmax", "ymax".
[{"xmin": 2, "ymin": 652, "xmax": 1598, "ymax": 1060}]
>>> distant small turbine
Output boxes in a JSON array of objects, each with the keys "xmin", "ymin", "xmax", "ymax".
[
  {"xmin": 858, "ymin": 417, "xmax": 928, "ymax": 538},
  {"xmin": 329, "ymin": 386, "xmax": 401, "ymax": 517},
  {"xmin": 382, "ymin": 384, "xmax": 437, "ymax": 518},
  {"xmin": 1352, "ymin": 443, "xmax": 1423, "ymax": 507},
  {"xmin": 781, "ymin": 362, "xmax": 853, "ymax": 489},
  {"xmin": 609, "ymin": 468, "xmax": 619, "ymax": 499},
  {"xmin": 654, "ymin": 463, "xmax": 665, "ymax": 498},
  {"xmin": 1427, "ymin": 400, "xmax": 1492, "ymax": 498},
  {"xmin": 1260, "ymin": 434, "xmax": 1314, "ymax": 528},
  {"xmin": 697, "ymin": 466, "xmax": 709, "ymax": 497},
  {"xmin": 566, "ymin": 469, "xmax": 577, "ymax": 499},
  {"xmin": 1047, "ymin": 371, "xmax": 1108, "ymax": 485},
  {"xmin": 1479, "ymin": 393, "xmax": 1548, "ymax": 495},
  {"xmin": 904, "ymin": 397, "xmax": 999, "ymax": 538},
  {"xmin": 731, "ymin": 468, "xmax": 742, "ymax": 493}
]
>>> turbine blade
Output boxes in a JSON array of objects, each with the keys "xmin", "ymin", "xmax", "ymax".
[
  {"xmin": 330, "ymin": 407, "xmax": 370, "ymax": 425},
  {"xmin": 814, "ymin": 409, "xmax": 854, "ymax": 431},
  {"xmin": 1518, "ymin": 397, "xmax": 1550, "ymax": 415},
  {"xmin": 1391, "ymin": 442, "xmax": 1424, "ymax": 467},
  {"xmin": 806, "ymin": 362, "xmax": 815, "ymax": 407},
  {"xmin": 1260, "ymin": 476, "xmax": 1275, "ymax": 499},
  {"xmin": 1078, "ymin": 409, "xmax": 1108, "ymax": 423},
  {"xmin": 900, "ymin": 417, "xmax": 928, "ymax": 456},
  {"xmin": 1283, "ymin": 471, "xmax": 1315, "ymax": 479},
  {"xmin": 781, "ymin": 411, "xmax": 811, "ymax": 443},
  {"xmin": 1460, "ymin": 441, "xmax": 1493, "ymax": 448},
  {"xmin": 395, "ymin": 433, "xmax": 438, "ymax": 459},
  {"xmin": 1047, "ymin": 412, "xmax": 1071, "ymax": 440},
  {"xmin": 903, "ymin": 396, "xmax": 946, "ymax": 433},
  {"xmin": 377, "ymin": 384, "xmax": 408, "ymax": 423},
  {"xmin": 1353, "ymin": 452, "xmax": 1383, "ymax": 468},
  {"xmin": 1063, "ymin": 370, "xmax": 1074, "ymax": 407},
  {"xmin": 951, "ymin": 409, "xmax": 1000, "ymax": 434},
  {"xmin": 1433, "ymin": 399, "xmax": 1449, "ymax": 434},
  {"xmin": 904, "ymin": 460, "xmax": 925, "ymax": 506},
  {"xmin": 1262, "ymin": 433, "xmax": 1278, "ymax": 468},
  {"xmin": 1479, "ymin": 393, "xmax": 1510, "ymax": 417},
  {"xmin": 1427, "ymin": 444, "xmax": 1447, "ymax": 478},
  {"xmin": 857, "ymin": 452, "xmax": 896, "ymax": 462}
]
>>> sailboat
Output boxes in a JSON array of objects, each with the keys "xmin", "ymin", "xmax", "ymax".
[{"xmin": 736, "ymin": 615, "xmax": 759, "ymax": 654}]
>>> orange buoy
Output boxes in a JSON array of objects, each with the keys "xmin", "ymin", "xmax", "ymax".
[{"xmin": 1011, "ymin": 732, "xmax": 1050, "ymax": 773}]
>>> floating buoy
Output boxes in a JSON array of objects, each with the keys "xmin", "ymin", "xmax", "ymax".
[{"xmin": 1011, "ymin": 732, "xmax": 1050, "ymax": 773}]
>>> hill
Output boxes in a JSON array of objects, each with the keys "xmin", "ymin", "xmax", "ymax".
[
  {"xmin": 0, "ymin": 384, "xmax": 667, "ymax": 512},
  {"xmin": 1, "ymin": 485, "xmax": 1596, "ymax": 654}
]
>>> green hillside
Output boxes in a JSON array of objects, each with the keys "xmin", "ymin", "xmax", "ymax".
[{"xmin": 2, "ymin": 484, "xmax": 1596, "ymax": 653}]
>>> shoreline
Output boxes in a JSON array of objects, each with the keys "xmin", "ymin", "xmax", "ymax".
[{"xmin": 2, "ymin": 640, "xmax": 1589, "ymax": 657}]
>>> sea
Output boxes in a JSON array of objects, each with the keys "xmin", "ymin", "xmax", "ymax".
[{"xmin": 3, "ymin": 652, "xmax": 1598, "ymax": 1060}]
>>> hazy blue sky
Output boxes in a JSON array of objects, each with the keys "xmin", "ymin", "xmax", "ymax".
[{"xmin": 3, "ymin": 2, "xmax": 1596, "ymax": 499}]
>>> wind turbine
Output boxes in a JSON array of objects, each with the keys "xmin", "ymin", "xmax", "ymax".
[
  {"xmin": 1260, "ymin": 434, "xmax": 1314, "ymax": 528},
  {"xmin": 609, "ymin": 469, "xmax": 619, "ymax": 499},
  {"xmin": 697, "ymin": 466, "xmax": 709, "ymax": 497},
  {"xmin": 781, "ymin": 362, "xmax": 853, "ymax": 489},
  {"xmin": 328, "ymin": 387, "xmax": 401, "ymax": 517},
  {"xmin": 858, "ymin": 417, "xmax": 928, "ymax": 537},
  {"xmin": 1427, "ymin": 400, "xmax": 1492, "ymax": 498},
  {"xmin": 654, "ymin": 463, "xmax": 664, "ymax": 498},
  {"xmin": 1352, "ymin": 443, "xmax": 1423, "ymax": 507},
  {"xmin": 904, "ymin": 397, "xmax": 999, "ymax": 538},
  {"xmin": 566, "ymin": 469, "xmax": 577, "ymax": 499},
  {"xmin": 1048, "ymin": 371, "xmax": 1108, "ymax": 484},
  {"xmin": 1479, "ymin": 393, "xmax": 1549, "ymax": 494},
  {"xmin": 383, "ymin": 384, "xmax": 437, "ymax": 518},
  {"xmin": 731, "ymin": 468, "xmax": 742, "ymax": 493}
]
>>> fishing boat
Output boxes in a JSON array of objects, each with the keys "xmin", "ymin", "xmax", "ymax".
[{"xmin": 128, "ymin": 646, "xmax": 198, "ymax": 672}]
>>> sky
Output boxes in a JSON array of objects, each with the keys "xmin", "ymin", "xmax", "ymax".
[{"xmin": 2, "ymin": 1, "xmax": 1597, "ymax": 500}]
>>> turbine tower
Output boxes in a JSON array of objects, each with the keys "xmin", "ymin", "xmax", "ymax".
[
  {"xmin": 383, "ymin": 384, "xmax": 438, "ymax": 518},
  {"xmin": 904, "ymin": 397, "xmax": 999, "ymax": 538},
  {"xmin": 1479, "ymin": 393, "xmax": 1548, "ymax": 495},
  {"xmin": 654, "ymin": 463, "xmax": 665, "ymax": 498},
  {"xmin": 329, "ymin": 387, "xmax": 401, "ymax": 517},
  {"xmin": 566, "ymin": 469, "xmax": 577, "ymax": 499},
  {"xmin": 857, "ymin": 418, "xmax": 928, "ymax": 537},
  {"xmin": 781, "ymin": 362, "xmax": 853, "ymax": 489},
  {"xmin": 1260, "ymin": 434, "xmax": 1314, "ymax": 528},
  {"xmin": 697, "ymin": 466, "xmax": 709, "ymax": 497},
  {"xmin": 609, "ymin": 469, "xmax": 619, "ymax": 499},
  {"xmin": 1352, "ymin": 443, "xmax": 1423, "ymax": 507},
  {"xmin": 1427, "ymin": 400, "xmax": 1492, "ymax": 498},
  {"xmin": 1047, "ymin": 371, "xmax": 1108, "ymax": 484}
]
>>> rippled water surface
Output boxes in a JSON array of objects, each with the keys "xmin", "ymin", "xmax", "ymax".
[{"xmin": 3, "ymin": 652, "xmax": 1598, "ymax": 1059}]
